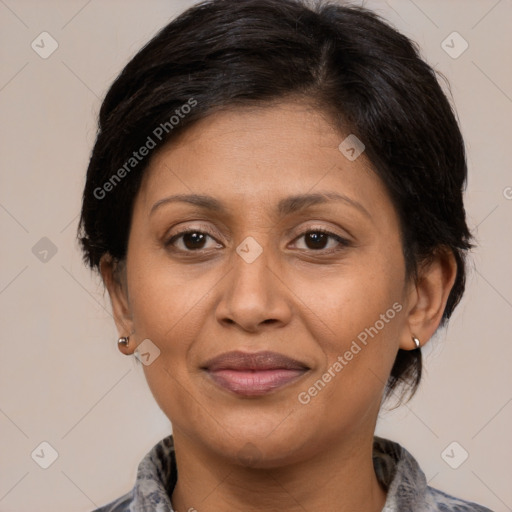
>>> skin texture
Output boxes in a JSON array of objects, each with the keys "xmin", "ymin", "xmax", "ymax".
[{"xmin": 101, "ymin": 101, "xmax": 457, "ymax": 512}]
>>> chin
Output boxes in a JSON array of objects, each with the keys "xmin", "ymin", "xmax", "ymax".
[{"xmin": 199, "ymin": 421, "xmax": 316, "ymax": 469}]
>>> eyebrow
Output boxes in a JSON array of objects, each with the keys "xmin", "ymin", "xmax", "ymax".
[{"xmin": 149, "ymin": 191, "xmax": 371, "ymax": 218}]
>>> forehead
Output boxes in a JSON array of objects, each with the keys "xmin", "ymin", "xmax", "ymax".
[{"xmin": 135, "ymin": 101, "xmax": 391, "ymax": 221}]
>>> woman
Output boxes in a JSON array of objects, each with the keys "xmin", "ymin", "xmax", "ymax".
[{"xmin": 78, "ymin": 0, "xmax": 492, "ymax": 510}]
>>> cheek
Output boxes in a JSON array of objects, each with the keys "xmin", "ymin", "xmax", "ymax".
[
  {"xmin": 123, "ymin": 258, "xmax": 194, "ymax": 392},
  {"xmin": 300, "ymin": 246, "xmax": 406, "ymax": 406},
  {"xmin": 127, "ymin": 248, "xmax": 212, "ymax": 343},
  {"xmin": 310, "ymin": 247, "xmax": 405, "ymax": 348},
  {"xmin": 124, "ymin": 247, "xmax": 237, "ymax": 421}
]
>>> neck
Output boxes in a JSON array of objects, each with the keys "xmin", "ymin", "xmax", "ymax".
[{"xmin": 170, "ymin": 427, "xmax": 387, "ymax": 512}]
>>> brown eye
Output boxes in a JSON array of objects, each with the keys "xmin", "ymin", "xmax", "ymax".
[
  {"xmin": 166, "ymin": 229, "xmax": 221, "ymax": 252},
  {"xmin": 181, "ymin": 232, "xmax": 207, "ymax": 250},
  {"xmin": 304, "ymin": 232, "xmax": 329, "ymax": 250},
  {"xmin": 292, "ymin": 229, "xmax": 351, "ymax": 253}
]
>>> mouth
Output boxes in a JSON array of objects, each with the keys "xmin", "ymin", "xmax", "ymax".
[{"xmin": 202, "ymin": 350, "xmax": 310, "ymax": 397}]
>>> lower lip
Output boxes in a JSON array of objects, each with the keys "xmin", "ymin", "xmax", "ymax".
[{"xmin": 206, "ymin": 369, "xmax": 307, "ymax": 396}]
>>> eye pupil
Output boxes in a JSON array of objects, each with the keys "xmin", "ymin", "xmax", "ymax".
[
  {"xmin": 183, "ymin": 232, "xmax": 206, "ymax": 249},
  {"xmin": 306, "ymin": 232, "xmax": 328, "ymax": 250}
]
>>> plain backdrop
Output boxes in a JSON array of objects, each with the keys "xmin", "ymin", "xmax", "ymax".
[{"xmin": 0, "ymin": 0, "xmax": 511, "ymax": 511}]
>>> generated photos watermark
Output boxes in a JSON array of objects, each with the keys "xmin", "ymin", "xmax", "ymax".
[
  {"xmin": 93, "ymin": 97, "xmax": 198, "ymax": 200},
  {"xmin": 298, "ymin": 301, "xmax": 403, "ymax": 405}
]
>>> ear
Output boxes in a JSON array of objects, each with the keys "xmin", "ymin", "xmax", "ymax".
[
  {"xmin": 399, "ymin": 248, "xmax": 458, "ymax": 351},
  {"xmin": 100, "ymin": 253, "xmax": 135, "ymax": 355}
]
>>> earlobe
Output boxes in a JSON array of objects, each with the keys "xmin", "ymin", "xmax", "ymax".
[
  {"xmin": 399, "ymin": 248, "xmax": 458, "ymax": 350},
  {"xmin": 99, "ymin": 253, "xmax": 135, "ymax": 350}
]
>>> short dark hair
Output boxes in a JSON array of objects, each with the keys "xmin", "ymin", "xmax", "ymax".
[{"xmin": 77, "ymin": 0, "xmax": 473, "ymax": 403}]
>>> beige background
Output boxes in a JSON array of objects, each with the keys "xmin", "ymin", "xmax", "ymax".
[{"xmin": 0, "ymin": 0, "xmax": 511, "ymax": 510}]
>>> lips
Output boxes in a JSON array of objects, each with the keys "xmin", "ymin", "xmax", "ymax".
[
  {"xmin": 203, "ymin": 351, "xmax": 308, "ymax": 372},
  {"xmin": 202, "ymin": 350, "xmax": 309, "ymax": 396}
]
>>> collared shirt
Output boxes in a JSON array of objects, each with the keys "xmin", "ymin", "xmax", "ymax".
[{"xmin": 92, "ymin": 435, "xmax": 493, "ymax": 512}]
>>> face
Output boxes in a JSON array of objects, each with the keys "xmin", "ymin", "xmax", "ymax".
[{"xmin": 107, "ymin": 101, "xmax": 418, "ymax": 467}]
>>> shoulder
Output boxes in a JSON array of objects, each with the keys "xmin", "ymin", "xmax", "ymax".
[
  {"xmin": 424, "ymin": 485, "xmax": 494, "ymax": 512},
  {"xmin": 88, "ymin": 435, "xmax": 176, "ymax": 512},
  {"xmin": 89, "ymin": 491, "xmax": 133, "ymax": 512},
  {"xmin": 373, "ymin": 436, "xmax": 494, "ymax": 512}
]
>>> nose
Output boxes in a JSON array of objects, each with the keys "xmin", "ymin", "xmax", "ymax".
[{"xmin": 215, "ymin": 242, "xmax": 293, "ymax": 333}]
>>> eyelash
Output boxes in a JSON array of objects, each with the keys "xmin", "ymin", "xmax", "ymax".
[{"xmin": 165, "ymin": 226, "xmax": 351, "ymax": 255}]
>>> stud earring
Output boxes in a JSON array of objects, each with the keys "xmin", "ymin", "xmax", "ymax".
[{"xmin": 118, "ymin": 336, "xmax": 130, "ymax": 347}]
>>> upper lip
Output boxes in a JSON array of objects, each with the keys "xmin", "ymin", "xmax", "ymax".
[{"xmin": 202, "ymin": 350, "xmax": 309, "ymax": 371}]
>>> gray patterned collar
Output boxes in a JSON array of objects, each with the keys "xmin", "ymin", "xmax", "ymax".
[{"xmin": 93, "ymin": 435, "xmax": 493, "ymax": 511}]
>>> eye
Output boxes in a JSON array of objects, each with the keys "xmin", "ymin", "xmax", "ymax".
[
  {"xmin": 165, "ymin": 228, "xmax": 222, "ymax": 252},
  {"xmin": 165, "ymin": 226, "xmax": 351, "ymax": 255},
  {"xmin": 291, "ymin": 228, "xmax": 351, "ymax": 253}
]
